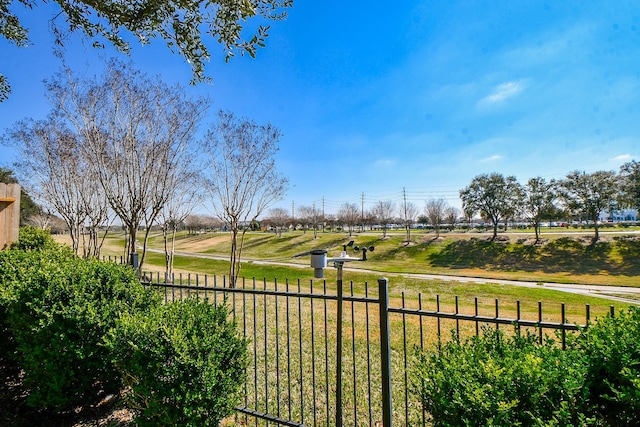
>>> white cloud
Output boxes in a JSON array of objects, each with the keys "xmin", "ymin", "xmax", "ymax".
[
  {"xmin": 478, "ymin": 81, "xmax": 527, "ymax": 106},
  {"xmin": 611, "ymin": 154, "xmax": 632, "ymax": 162},
  {"xmin": 481, "ymin": 154, "xmax": 503, "ymax": 163}
]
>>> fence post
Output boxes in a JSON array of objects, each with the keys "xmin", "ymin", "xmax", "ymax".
[{"xmin": 379, "ymin": 277, "xmax": 393, "ymax": 427}]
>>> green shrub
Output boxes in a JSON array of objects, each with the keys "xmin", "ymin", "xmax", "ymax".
[
  {"xmin": 13, "ymin": 225, "xmax": 58, "ymax": 251},
  {"xmin": 415, "ymin": 310, "xmax": 640, "ymax": 426},
  {"xmin": 1, "ymin": 250, "xmax": 159, "ymax": 410},
  {"xmin": 0, "ymin": 250, "xmax": 23, "ymax": 358},
  {"xmin": 570, "ymin": 307, "xmax": 640, "ymax": 427},
  {"xmin": 0, "ymin": 245, "xmax": 74, "ymax": 360},
  {"xmin": 413, "ymin": 328, "xmax": 590, "ymax": 427},
  {"xmin": 107, "ymin": 297, "xmax": 248, "ymax": 427}
]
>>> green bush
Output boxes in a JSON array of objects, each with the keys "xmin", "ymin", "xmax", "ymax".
[
  {"xmin": 1, "ymin": 249, "xmax": 159, "ymax": 410},
  {"xmin": 13, "ymin": 225, "xmax": 58, "ymax": 251},
  {"xmin": 570, "ymin": 307, "xmax": 640, "ymax": 427},
  {"xmin": 107, "ymin": 297, "xmax": 248, "ymax": 427},
  {"xmin": 0, "ymin": 241, "xmax": 74, "ymax": 360},
  {"xmin": 413, "ymin": 328, "xmax": 590, "ymax": 427},
  {"xmin": 415, "ymin": 310, "xmax": 640, "ymax": 426}
]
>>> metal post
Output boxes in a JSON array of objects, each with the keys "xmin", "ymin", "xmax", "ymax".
[
  {"xmin": 335, "ymin": 261, "xmax": 344, "ymax": 427},
  {"xmin": 379, "ymin": 277, "xmax": 393, "ymax": 427},
  {"xmin": 129, "ymin": 252, "xmax": 139, "ymax": 271}
]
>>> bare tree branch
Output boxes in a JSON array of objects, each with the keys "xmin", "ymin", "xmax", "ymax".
[{"xmin": 202, "ymin": 110, "xmax": 287, "ymax": 287}]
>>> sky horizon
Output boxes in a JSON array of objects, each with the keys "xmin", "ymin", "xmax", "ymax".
[{"xmin": 2, "ymin": 1, "xmax": 639, "ymax": 218}]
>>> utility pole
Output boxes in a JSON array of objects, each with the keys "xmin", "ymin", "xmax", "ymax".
[
  {"xmin": 322, "ymin": 196, "xmax": 326, "ymax": 233},
  {"xmin": 361, "ymin": 192, "xmax": 365, "ymax": 232},
  {"xmin": 402, "ymin": 187, "xmax": 412, "ymax": 242},
  {"xmin": 403, "ymin": 187, "xmax": 407, "ymax": 220}
]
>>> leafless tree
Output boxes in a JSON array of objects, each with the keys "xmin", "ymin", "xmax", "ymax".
[
  {"xmin": 298, "ymin": 204, "xmax": 322, "ymax": 238},
  {"xmin": 400, "ymin": 201, "xmax": 419, "ymax": 243},
  {"xmin": 48, "ymin": 215, "xmax": 68, "ymax": 235},
  {"xmin": 158, "ymin": 171, "xmax": 203, "ymax": 280},
  {"xmin": 363, "ymin": 209, "xmax": 377, "ymax": 231},
  {"xmin": 7, "ymin": 117, "xmax": 112, "ymax": 256},
  {"xmin": 338, "ymin": 202, "xmax": 360, "ymax": 236},
  {"xmin": 444, "ymin": 206, "xmax": 459, "ymax": 231},
  {"xmin": 47, "ymin": 60, "xmax": 207, "ymax": 269},
  {"xmin": 267, "ymin": 207, "xmax": 290, "ymax": 237},
  {"xmin": 373, "ymin": 200, "xmax": 395, "ymax": 238},
  {"xmin": 80, "ymin": 175, "xmax": 113, "ymax": 259},
  {"xmin": 324, "ymin": 214, "xmax": 337, "ymax": 232},
  {"xmin": 26, "ymin": 210, "xmax": 53, "ymax": 230},
  {"xmin": 184, "ymin": 215, "xmax": 206, "ymax": 234},
  {"xmin": 424, "ymin": 198, "xmax": 447, "ymax": 238},
  {"xmin": 203, "ymin": 215, "xmax": 225, "ymax": 232},
  {"xmin": 202, "ymin": 110, "xmax": 288, "ymax": 287}
]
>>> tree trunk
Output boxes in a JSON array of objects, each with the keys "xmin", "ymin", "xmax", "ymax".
[
  {"xmin": 170, "ymin": 226, "xmax": 177, "ymax": 279},
  {"xmin": 128, "ymin": 224, "xmax": 137, "ymax": 258},
  {"xmin": 229, "ymin": 227, "xmax": 239, "ymax": 288},
  {"xmin": 162, "ymin": 225, "xmax": 171, "ymax": 278},
  {"xmin": 139, "ymin": 226, "xmax": 153, "ymax": 272}
]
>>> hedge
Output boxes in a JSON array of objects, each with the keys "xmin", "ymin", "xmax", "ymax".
[
  {"xmin": 1, "ymin": 226, "xmax": 248, "ymax": 424},
  {"xmin": 414, "ymin": 308, "xmax": 640, "ymax": 427}
]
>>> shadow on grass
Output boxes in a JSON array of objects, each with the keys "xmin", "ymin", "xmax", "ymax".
[
  {"xmin": 278, "ymin": 235, "xmax": 351, "ymax": 255},
  {"xmin": 426, "ymin": 237, "xmax": 640, "ymax": 276},
  {"xmin": 376, "ymin": 238, "xmax": 437, "ymax": 261},
  {"xmin": 613, "ymin": 236, "xmax": 640, "ymax": 275},
  {"xmin": 239, "ymin": 234, "xmax": 278, "ymax": 250}
]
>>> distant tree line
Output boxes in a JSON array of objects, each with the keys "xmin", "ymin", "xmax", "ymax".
[
  {"xmin": 263, "ymin": 198, "xmax": 444, "ymax": 243},
  {"xmin": 259, "ymin": 162, "xmax": 640, "ymax": 246},
  {"xmin": 460, "ymin": 164, "xmax": 640, "ymax": 243}
]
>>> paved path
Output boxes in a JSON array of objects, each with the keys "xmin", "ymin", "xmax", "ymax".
[{"xmin": 149, "ymin": 248, "xmax": 640, "ymax": 305}]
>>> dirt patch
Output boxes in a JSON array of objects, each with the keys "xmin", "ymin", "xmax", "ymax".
[
  {"xmin": 174, "ymin": 234, "xmax": 229, "ymax": 252},
  {"xmin": 417, "ymin": 235, "xmax": 445, "ymax": 244},
  {"xmin": 516, "ymin": 237, "xmax": 550, "ymax": 246}
]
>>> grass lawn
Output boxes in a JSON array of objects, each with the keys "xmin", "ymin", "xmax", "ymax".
[
  {"xmin": 50, "ymin": 228, "xmax": 639, "ymax": 426},
  {"xmin": 131, "ymin": 228, "xmax": 640, "ymax": 287},
  {"xmin": 98, "ymin": 229, "xmax": 630, "ymax": 322}
]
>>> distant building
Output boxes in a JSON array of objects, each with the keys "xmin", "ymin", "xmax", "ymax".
[{"xmin": 598, "ymin": 209, "xmax": 638, "ymax": 222}]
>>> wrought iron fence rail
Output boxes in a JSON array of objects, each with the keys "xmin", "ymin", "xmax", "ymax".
[
  {"xmin": 390, "ymin": 306, "xmax": 582, "ymax": 330},
  {"xmin": 139, "ymin": 272, "xmax": 610, "ymax": 427},
  {"xmin": 237, "ymin": 407, "xmax": 309, "ymax": 427}
]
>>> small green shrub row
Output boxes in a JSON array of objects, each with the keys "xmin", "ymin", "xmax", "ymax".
[
  {"xmin": 413, "ymin": 308, "xmax": 640, "ymax": 427},
  {"xmin": 0, "ymin": 226, "xmax": 248, "ymax": 425}
]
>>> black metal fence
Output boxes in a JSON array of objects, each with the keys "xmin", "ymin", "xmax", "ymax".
[{"xmin": 139, "ymin": 271, "xmax": 608, "ymax": 427}]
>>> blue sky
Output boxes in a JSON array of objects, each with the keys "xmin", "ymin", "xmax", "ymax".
[{"xmin": 2, "ymin": 1, "xmax": 640, "ymax": 216}]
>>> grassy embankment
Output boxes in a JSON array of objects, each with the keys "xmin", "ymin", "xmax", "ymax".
[
  {"xmin": 54, "ymin": 228, "xmax": 640, "ymax": 425},
  {"xmin": 141, "ymin": 228, "xmax": 640, "ymax": 286},
  {"xmin": 87, "ymin": 227, "xmax": 640, "ymax": 321}
]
